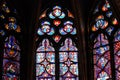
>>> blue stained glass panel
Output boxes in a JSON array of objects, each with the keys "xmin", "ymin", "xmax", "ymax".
[
  {"xmin": 47, "ymin": 28, "xmax": 55, "ymax": 35},
  {"xmin": 41, "ymin": 21, "xmax": 50, "ymax": 26},
  {"xmin": 36, "ymin": 64, "xmax": 45, "ymax": 76},
  {"xmin": 60, "ymin": 64, "xmax": 68, "ymax": 75},
  {"xmin": 59, "ymin": 52, "xmax": 68, "ymax": 62},
  {"xmin": 97, "ymin": 57, "xmax": 108, "ymax": 68},
  {"xmin": 95, "ymin": 46, "xmax": 109, "ymax": 55},
  {"xmin": 93, "ymin": 34, "xmax": 112, "ymax": 80},
  {"xmin": 69, "ymin": 52, "xmax": 78, "ymax": 62},
  {"xmin": 59, "ymin": 12, "xmax": 65, "ymax": 19},
  {"xmin": 59, "ymin": 28, "xmax": 67, "ymax": 35},
  {"xmin": 8, "ymin": 23, "xmax": 17, "ymax": 30},
  {"xmin": 37, "ymin": 28, "xmax": 44, "ymax": 35},
  {"xmin": 36, "ymin": 53, "xmax": 45, "ymax": 63},
  {"xmin": 59, "ymin": 38, "xmax": 79, "ymax": 80},
  {"xmin": 71, "ymin": 28, "xmax": 77, "ymax": 35},
  {"xmin": 49, "ymin": 12, "xmax": 55, "ymax": 19},
  {"xmin": 36, "ymin": 39, "xmax": 55, "ymax": 79},
  {"xmin": 70, "ymin": 64, "xmax": 79, "ymax": 75},
  {"xmin": 114, "ymin": 29, "xmax": 120, "ymax": 42},
  {"xmin": 46, "ymin": 52, "xmax": 55, "ymax": 62},
  {"xmin": 41, "ymin": 25, "xmax": 51, "ymax": 33}
]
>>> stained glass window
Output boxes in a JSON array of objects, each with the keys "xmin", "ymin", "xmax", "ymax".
[
  {"xmin": 114, "ymin": 29, "xmax": 120, "ymax": 80},
  {"xmin": 59, "ymin": 38, "xmax": 79, "ymax": 80},
  {"xmin": 36, "ymin": 39, "xmax": 55, "ymax": 80},
  {"xmin": 0, "ymin": 1, "xmax": 21, "ymax": 79},
  {"xmin": 93, "ymin": 34, "xmax": 111, "ymax": 80},
  {"xmin": 89, "ymin": 0, "xmax": 120, "ymax": 80},
  {"xmin": 36, "ymin": 5, "xmax": 79, "ymax": 80},
  {"xmin": 3, "ymin": 36, "xmax": 20, "ymax": 79}
]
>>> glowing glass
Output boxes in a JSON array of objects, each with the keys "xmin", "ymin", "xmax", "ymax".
[
  {"xmin": 106, "ymin": 26, "xmax": 114, "ymax": 35},
  {"xmin": 90, "ymin": 0, "xmax": 120, "ymax": 80},
  {"xmin": 53, "ymin": 6, "xmax": 62, "ymax": 17},
  {"xmin": 106, "ymin": 11, "xmax": 112, "ymax": 17},
  {"xmin": 37, "ymin": 5, "xmax": 78, "ymax": 80},
  {"xmin": 59, "ymin": 38, "xmax": 79, "ymax": 80},
  {"xmin": 36, "ymin": 39, "xmax": 55, "ymax": 79},
  {"xmin": 3, "ymin": 36, "xmax": 20, "ymax": 80},
  {"xmin": 93, "ymin": 34, "xmax": 111, "ymax": 80},
  {"xmin": 114, "ymin": 29, "xmax": 120, "ymax": 80}
]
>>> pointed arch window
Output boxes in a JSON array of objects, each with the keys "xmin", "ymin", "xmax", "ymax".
[
  {"xmin": 36, "ymin": 5, "xmax": 79, "ymax": 80},
  {"xmin": 89, "ymin": 0, "xmax": 120, "ymax": 80},
  {"xmin": 0, "ymin": 1, "xmax": 21, "ymax": 79}
]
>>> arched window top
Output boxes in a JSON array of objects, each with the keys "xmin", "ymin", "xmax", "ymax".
[
  {"xmin": 37, "ymin": 39, "xmax": 55, "ymax": 52},
  {"xmin": 59, "ymin": 38, "xmax": 78, "ymax": 51},
  {"xmin": 90, "ymin": 0, "xmax": 119, "ymax": 39},
  {"xmin": 37, "ymin": 5, "xmax": 77, "ymax": 43},
  {"xmin": 94, "ymin": 33, "xmax": 109, "ymax": 48},
  {"xmin": 39, "ymin": 5, "xmax": 74, "ymax": 20},
  {"xmin": 89, "ymin": 0, "xmax": 120, "ymax": 80}
]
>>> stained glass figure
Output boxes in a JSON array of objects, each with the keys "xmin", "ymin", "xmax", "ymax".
[
  {"xmin": 3, "ymin": 36, "xmax": 20, "ymax": 80},
  {"xmin": 93, "ymin": 34, "xmax": 111, "ymax": 80},
  {"xmin": 36, "ymin": 39, "xmax": 55, "ymax": 80},
  {"xmin": 59, "ymin": 38, "xmax": 79, "ymax": 80}
]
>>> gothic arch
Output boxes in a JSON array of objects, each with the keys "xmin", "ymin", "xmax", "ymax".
[
  {"xmin": 0, "ymin": 0, "xmax": 23, "ymax": 80},
  {"xmin": 28, "ymin": 0, "xmax": 87, "ymax": 80},
  {"xmin": 88, "ymin": 0, "xmax": 120, "ymax": 80}
]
